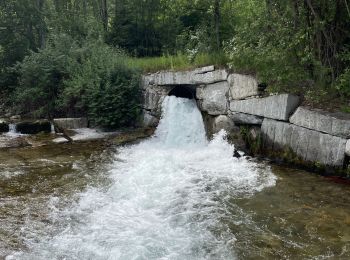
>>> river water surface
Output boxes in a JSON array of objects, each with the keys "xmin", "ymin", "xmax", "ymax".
[{"xmin": 1, "ymin": 96, "xmax": 350, "ymax": 259}]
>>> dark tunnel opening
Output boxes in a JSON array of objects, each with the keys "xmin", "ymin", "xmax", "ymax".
[{"xmin": 168, "ymin": 86, "xmax": 195, "ymax": 99}]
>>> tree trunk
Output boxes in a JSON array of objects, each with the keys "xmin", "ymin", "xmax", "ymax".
[
  {"xmin": 37, "ymin": 0, "xmax": 46, "ymax": 49},
  {"xmin": 214, "ymin": 0, "xmax": 221, "ymax": 49},
  {"xmin": 100, "ymin": 0, "xmax": 108, "ymax": 31}
]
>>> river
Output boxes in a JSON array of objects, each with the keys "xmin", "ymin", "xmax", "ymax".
[{"xmin": 1, "ymin": 96, "xmax": 350, "ymax": 259}]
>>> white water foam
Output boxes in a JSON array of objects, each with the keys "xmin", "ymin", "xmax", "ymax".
[{"xmin": 8, "ymin": 96, "xmax": 276, "ymax": 260}]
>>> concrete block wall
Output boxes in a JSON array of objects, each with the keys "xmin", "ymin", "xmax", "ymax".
[{"xmin": 141, "ymin": 66, "xmax": 350, "ymax": 168}]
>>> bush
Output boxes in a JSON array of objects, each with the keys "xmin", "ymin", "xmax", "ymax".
[
  {"xmin": 15, "ymin": 34, "xmax": 141, "ymax": 128},
  {"xmin": 85, "ymin": 68, "xmax": 141, "ymax": 129}
]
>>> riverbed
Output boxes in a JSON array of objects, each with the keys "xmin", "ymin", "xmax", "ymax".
[{"xmin": 1, "ymin": 96, "xmax": 350, "ymax": 259}]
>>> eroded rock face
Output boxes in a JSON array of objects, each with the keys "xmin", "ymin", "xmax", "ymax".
[
  {"xmin": 290, "ymin": 107, "xmax": 350, "ymax": 138},
  {"xmin": 230, "ymin": 94, "xmax": 300, "ymax": 121},
  {"xmin": 53, "ymin": 118, "xmax": 88, "ymax": 129},
  {"xmin": 262, "ymin": 118, "xmax": 347, "ymax": 167},
  {"xmin": 16, "ymin": 120, "xmax": 51, "ymax": 134},
  {"xmin": 229, "ymin": 112, "xmax": 263, "ymax": 125},
  {"xmin": 197, "ymin": 81, "xmax": 229, "ymax": 115},
  {"xmin": 212, "ymin": 115, "xmax": 235, "ymax": 133},
  {"xmin": 228, "ymin": 73, "xmax": 259, "ymax": 100}
]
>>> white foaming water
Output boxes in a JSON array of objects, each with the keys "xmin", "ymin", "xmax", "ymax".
[
  {"xmin": 9, "ymin": 96, "xmax": 276, "ymax": 260},
  {"xmin": 6, "ymin": 124, "xmax": 19, "ymax": 136}
]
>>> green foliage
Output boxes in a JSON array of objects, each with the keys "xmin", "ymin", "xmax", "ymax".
[
  {"xmin": 86, "ymin": 68, "xmax": 141, "ymax": 129},
  {"xmin": 108, "ymin": 0, "xmax": 230, "ymax": 57},
  {"xmin": 126, "ymin": 52, "xmax": 228, "ymax": 73},
  {"xmin": 225, "ymin": 0, "xmax": 350, "ymax": 102},
  {"xmin": 16, "ymin": 34, "xmax": 141, "ymax": 128},
  {"xmin": 0, "ymin": 0, "xmax": 46, "ymax": 90}
]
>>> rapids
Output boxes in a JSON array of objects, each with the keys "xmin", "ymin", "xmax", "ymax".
[{"xmin": 6, "ymin": 96, "xmax": 276, "ymax": 259}]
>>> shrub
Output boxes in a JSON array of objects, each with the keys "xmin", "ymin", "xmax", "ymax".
[{"xmin": 16, "ymin": 34, "xmax": 141, "ymax": 128}]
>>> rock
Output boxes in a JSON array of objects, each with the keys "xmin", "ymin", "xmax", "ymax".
[
  {"xmin": 192, "ymin": 69, "xmax": 228, "ymax": 85},
  {"xmin": 10, "ymin": 115, "xmax": 21, "ymax": 121},
  {"xmin": 290, "ymin": 107, "xmax": 350, "ymax": 138},
  {"xmin": 233, "ymin": 149, "xmax": 242, "ymax": 158},
  {"xmin": 53, "ymin": 118, "xmax": 88, "ymax": 129},
  {"xmin": 230, "ymin": 94, "xmax": 300, "ymax": 121},
  {"xmin": 141, "ymin": 74, "xmax": 155, "ymax": 88},
  {"xmin": 346, "ymin": 140, "xmax": 350, "ymax": 157},
  {"xmin": 213, "ymin": 115, "xmax": 235, "ymax": 133},
  {"xmin": 142, "ymin": 111, "xmax": 159, "ymax": 127},
  {"xmin": 150, "ymin": 67, "xmax": 228, "ymax": 86},
  {"xmin": 193, "ymin": 65, "xmax": 215, "ymax": 74},
  {"xmin": 228, "ymin": 73, "xmax": 259, "ymax": 100},
  {"xmin": 229, "ymin": 112, "xmax": 263, "ymax": 125},
  {"xmin": 261, "ymin": 118, "xmax": 347, "ymax": 167},
  {"xmin": 153, "ymin": 71, "xmax": 192, "ymax": 85},
  {"xmin": 197, "ymin": 81, "xmax": 229, "ymax": 115},
  {"xmin": 142, "ymin": 85, "xmax": 170, "ymax": 117},
  {"xmin": 16, "ymin": 120, "xmax": 51, "ymax": 134}
]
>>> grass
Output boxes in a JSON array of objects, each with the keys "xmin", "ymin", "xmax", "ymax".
[{"xmin": 126, "ymin": 52, "xmax": 229, "ymax": 73}]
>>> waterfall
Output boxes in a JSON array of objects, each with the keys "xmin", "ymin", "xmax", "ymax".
[
  {"xmin": 154, "ymin": 96, "xmax": 207, "ymax": 146},
  {"xmin": 8, "ymin": 96, "xmax": 276, "ymax": 260},
  {"xmin": 6, "ymin": 123, "xmax": 18, "ymax": 136}
]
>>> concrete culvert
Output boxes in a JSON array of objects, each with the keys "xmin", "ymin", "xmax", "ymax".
[{"xmin": 168, "ymin": 86, "xmax": 195, "ymax": 99}]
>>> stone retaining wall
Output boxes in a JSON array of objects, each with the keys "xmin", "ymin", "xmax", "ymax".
[{"xmin": 141, "ymin": 66, "xmax": 350, "ymax": 171}]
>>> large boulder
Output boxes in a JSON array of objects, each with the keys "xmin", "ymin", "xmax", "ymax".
[
  {"xmin": 229, "ymin": 112, "xmax": 263, "ymax": 125},
  {"xmin": 145, "ymin": 67, "xmax": 228, "ymax": 86},
  {"xmin": 53, "ymin": 118, "xmax": 88, "ymax": 129},
  {"xmin": 290, "ymin": 107, "xmax": 350, "ymax": 138},
  {"xmin": 228, "ymin": 73, "xmax": 259, "ymax": 100},
  {"xmin": 212, "ymin": 115, "xmax": 235, "ymax": 133},
  {"xmin": 16, "ymin": 120, "xmax": 51, "ymax": 134},
  {"xmin": 230, "ymin": 94, "xmax": 300, "ymax": 121},
  {"xmin": 262, "ymin": 118, "xmax": 347, "ymax": 167},
  {"xmin": 197, "ymin": 81, "xmax": 229, "ymax": 115}
]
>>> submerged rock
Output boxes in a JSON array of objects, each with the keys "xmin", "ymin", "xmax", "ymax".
[{"xmin": 0, "ymin": 135, "xmax": 30, "ymax": 148}]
